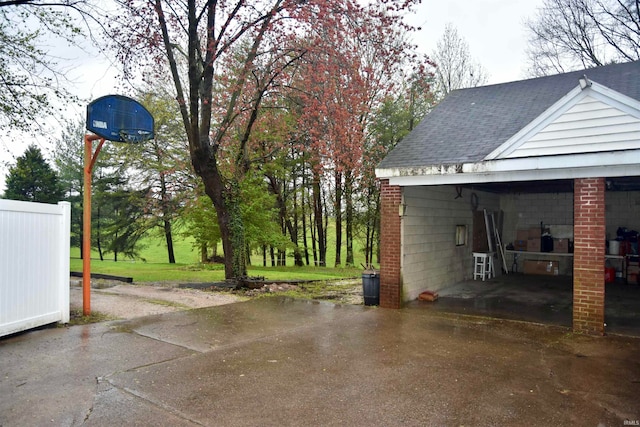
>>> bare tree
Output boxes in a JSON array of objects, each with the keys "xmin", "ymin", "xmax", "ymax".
[
  {"xmin": 526, "ymin": 0, "xmax": 640, "ymax": 76},
  {"xmin": 431, "ymin": 24, "xmax": 488, "ymax": 98}
]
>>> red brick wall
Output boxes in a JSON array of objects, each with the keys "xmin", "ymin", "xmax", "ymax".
[
  {"xmin": 573, "ymin": 177, "xmax": 605, "ymax": 335},
  {"xmin": 379, "ymin": 180, "xmax": 402, "ymax": 308}
]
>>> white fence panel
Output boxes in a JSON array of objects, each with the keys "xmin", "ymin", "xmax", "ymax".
[{"xmin": 0, "ymin": 200, "xmax": 70, "ymax": 337}]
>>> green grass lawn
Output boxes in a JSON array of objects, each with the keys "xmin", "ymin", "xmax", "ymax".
[
  {"xmin": 70, "ymin": 232, "xmax": 200, "ymax": 264},
  {"xmin": 71, "ymin": 259, "xmax": 360, "ymax": 283},
  {"xmin": 71, "ymin": 223, "xmax": 369, "ymax": 283}
]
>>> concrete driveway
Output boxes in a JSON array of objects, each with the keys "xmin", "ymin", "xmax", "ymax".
[
  {"xmin": 409, "ymin": 274, "xmax": 640, "ymax": 337},
  {"xmin": 1, "ymin": 297, "xmax": 639, "ymax": 426}
]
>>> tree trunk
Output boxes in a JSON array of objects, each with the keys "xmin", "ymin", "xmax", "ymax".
[
  {"xmin": 79, "ymin": 229, "xmax": 84, "ymax": 260},
  {"xmin": 291, "ymin": 178, "xmax": 302, "ymax": 266},
  {"xmin": 156, "ymin": 0, "xmax": 251, "ymax": 281},
  {"xmin": 364, "ymin": 185, "xmax": 378, "ymax": 266},
  {"xmin": 97, "ymin": 205, "xmax": 104, "ymax": 261},
  {"xmin": 301, "ymin": 171, "xmax": 310, "ymax": 266},
  {"xmin": 159, "ymin": 166, "xmax": 176, "ymax": 264},
  {"xmin": 194, "ymin": 155, "xmax": 247, "ymax": 279},
  {"xmin": 164, "ymin": 218, "xmax": 176, "ymax": 264},
  {"xmin": 312, "ymin": 169, "xmax": 326, "ymax": 266},
  {"xmin": 267, "ymin": 174, "xmax": 303, "ymax": 266},
  {"xmin": 309, "ymin": 194, "xmax": 318, "ymax": 267},
  {"xmin": 345, "ymin": 172, "xmax": 354, "ymax": 266},
  {"xmin": 200, "ymin": 242, "xmax": 207, "ymax": 263},
  {"xmin": 334, "ymin": 171, "xmax": 342, "ymax": 267}
]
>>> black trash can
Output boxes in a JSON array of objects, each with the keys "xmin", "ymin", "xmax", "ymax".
[{"xmin": 362, "ymin": 270, "xmax": 380, "ymax": 306}]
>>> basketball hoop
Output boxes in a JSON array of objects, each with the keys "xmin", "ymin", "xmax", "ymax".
[
  {"xmin": 87, "ymin": 95, "xmax": 154, "ymax": 143},
  {"xmin": 81, "ymin": 95, "xmax": 155, "ymax": 316},
  {"xmin": 119, "ymin": 129, "xmax": 154, "ymax": 144}
]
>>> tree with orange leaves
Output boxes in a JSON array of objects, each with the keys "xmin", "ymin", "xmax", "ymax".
[{"xmin": 106, "ymin": 0, "xmax": 423, "ymax": 278}]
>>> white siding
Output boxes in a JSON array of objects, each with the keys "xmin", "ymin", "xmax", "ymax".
[
  {"xmin": 0, "ymin": 200, "xmax": 70, "ymax": 337},
  {"xmin": 401, "ymin": 186, "xmax": 500, "ymax": 301},
  {"xmin": 507, "ymin": 96, "xmax": 640, "ymax": 158}
]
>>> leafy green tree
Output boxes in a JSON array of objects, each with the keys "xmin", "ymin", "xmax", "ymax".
[
  {"xmin": 4, "ymin": 144, "xmax": 63, "ymax": 203},
  {"xmin": 0, "ymin": 3, "xmax": 83, "ymax": 131},
  {"xmin": 107, "ymin": 0, "xmax": 421, "ymax": 281},
  {"xmin": 85, "ymin": 142, "xmax": 141, "ymax": 262},
  {"xmin": 241, "ymin": 171, "xmax": 291, "ymax": 264},
  {"xmin": 52, "ymin": 119, "xmax": 85, "ymax": 248},
  {"xmin": 182, "ymin": 186, "xmax": 222, "ymax": 263},
  {"xmin": 115, "ymin": 90, "xmax": 194, "ymax": 263},
  {"xmin": 183, "ymin": 173, "xmax": 288, "ymax": 265},
  {"xmin": 101, "ymin": 187, "xmax": 148, "ymax": 262},
  {"xmin": 355, "ymin": 71, "xmax": 435, "ymax": 265}
]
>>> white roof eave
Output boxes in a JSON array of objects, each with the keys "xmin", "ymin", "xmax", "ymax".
[{"xmin": 376, "ymin": 150, "xmax": 640, "ymax": 187}]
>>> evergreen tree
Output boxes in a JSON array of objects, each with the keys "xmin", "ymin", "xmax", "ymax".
[
  {"xmin": 52, "ymin": 119, "xmax": 85, "ymax": 248},
  {"xmin": 4, "ymin": 145, "xmax": 63, "ymax": 203}
]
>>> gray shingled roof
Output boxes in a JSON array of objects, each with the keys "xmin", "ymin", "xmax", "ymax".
[{"xmin": 378, "ymin": 60, "xmax": 640, "ymax": 170}]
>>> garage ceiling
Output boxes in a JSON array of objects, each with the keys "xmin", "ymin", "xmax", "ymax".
[{"xmin": 466, "ymin": 176, "xmax": 640, "ymax": 194}]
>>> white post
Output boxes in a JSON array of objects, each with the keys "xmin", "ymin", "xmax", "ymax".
[{"xmin": 58, "ymin": 201, "xmax": 71, "ymax": 323}]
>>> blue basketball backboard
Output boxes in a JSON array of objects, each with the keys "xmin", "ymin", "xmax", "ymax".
[{"xmin": 86, "ymin": 95, "xmax": 154, "ymax": 143}]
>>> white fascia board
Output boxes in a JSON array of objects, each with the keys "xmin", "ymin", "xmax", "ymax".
[
  {"xmin": 485, "ymin": 80, "xmax": 640, "ymax": 160},
  {"xmin": 485, "ymin": 85, "xmax": 584, "ymax": 160},
  {"xmin": 467, "ymin": 150, "xmax": 640, "ymax": 173},
  {"xmin": 387, "ymin": 164, "xmax": 639, "ymax": 186},
  {"xmin": 376, "ymin": 163, "xmax": 463, "ymax": 179},
  {"xmin": 586, "ymin": 82, "xmax": 640, "ymax": 118},
  {"xmin": 380, "ymin": 150, "xmax": 640, "ymax": 187}
]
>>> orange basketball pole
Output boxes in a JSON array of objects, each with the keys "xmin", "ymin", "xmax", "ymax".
[{"xmin": 83, "ymin": 134, "xmax": 106, "ymax": 316}]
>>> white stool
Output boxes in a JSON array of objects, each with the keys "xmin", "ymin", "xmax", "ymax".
[{"xmin": 473, "ymin": 252, "xmax": 495, "ymax": 281}]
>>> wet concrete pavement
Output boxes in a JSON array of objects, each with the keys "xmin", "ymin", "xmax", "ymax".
[
  {"xmin": 409, "ymin": 274, "xmax": 640, "ymax": 337},
  {"xmin": 1, "ymin": 297, "xmax": 639, "ymax": 426}
]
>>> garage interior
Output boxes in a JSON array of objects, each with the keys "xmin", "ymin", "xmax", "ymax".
[{"xmin": 405, "ymin": 176, "xmax": 640, "ymax": 337}]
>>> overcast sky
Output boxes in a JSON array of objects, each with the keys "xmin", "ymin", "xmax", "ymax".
[
  {"xmin": 410, "ymin": 0, "xmax": 544, "ymax": 84},
  {"xmin": 0, "ymin": 0, "xmax": 545, "ymax": 191}
]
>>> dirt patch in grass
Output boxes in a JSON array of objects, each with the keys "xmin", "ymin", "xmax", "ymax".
[
  {"xmin": 232, "ymin": 279, "xmax": 363, "ymax": 305},
  {"xmin": 69, "ymin": 279, "xmax": 244, "ymax": 322},
  {"xmin": 68, "ymin": 277, "xmax": 364, "ymax": 325}
]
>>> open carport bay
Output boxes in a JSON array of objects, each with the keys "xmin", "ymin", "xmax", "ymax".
[{"xmin": 406, "ymin": 274, "xmax": 640, "ymax": 337}]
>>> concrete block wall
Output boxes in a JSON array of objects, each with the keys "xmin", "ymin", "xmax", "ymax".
[
  {"xmin": 501, "ymin": 192, "xmax": 574, "ymax": 244},
  {"xmin": 402, "ymin": 186, "xmax": 499, "ymax": 301},
  {"xmin": 501, "ymin": 192, "xmax": 574, "ymax": 275},
  {"xmin": 605, "ymin": 190, "xmax": 640, "ymax": 240},
  {"xmin": 501, "ymin": 189, "xmax": 640, "ymax": 243}
]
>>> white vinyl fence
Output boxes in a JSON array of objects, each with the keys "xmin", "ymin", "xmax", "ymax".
[{"xmin": 1, "ymin": 200, "xmax": 70, "ymax": 337}]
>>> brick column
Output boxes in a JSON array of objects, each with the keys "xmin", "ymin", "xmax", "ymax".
[
  {"xmin": 573, "ymin": 177, "xmax": 606, "ymax": 335},
  {"xmin": 379, "ymin": 179, "xmax": 402, "ymax": 308}
]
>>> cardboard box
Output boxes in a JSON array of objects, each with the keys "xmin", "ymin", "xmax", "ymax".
[
  {"xmin": 529, "ymin": 227, "xmax": 541, "ymax": 239},
  {"xmin": 524, "ymin": 260, "xmax": 559, "ymax": 276},
  {"xmin": 527, "ymin": 238, "xmax": 541, "ymax": 252},
  {"xmin": 627, "ymin": 272, "xmax": 639, "ymax": 285},
  {"xmin": 627, "ymin": 265, "xmax": 640, "ymax": 275},
  {"xmin": 513, "ymin": 240, "xmax": 527, "ymax": 251},
  {"xmin": 516, "ymin": 229, "xmax": 529, "ymax": 241},
  {"xmin": 552, "ymin": 238, "xmax": 569, "ymax": 253}
]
